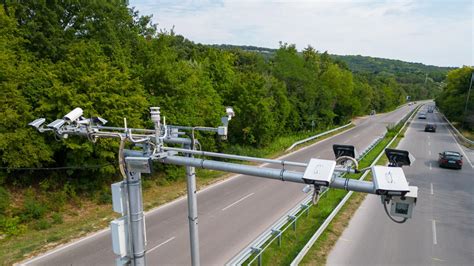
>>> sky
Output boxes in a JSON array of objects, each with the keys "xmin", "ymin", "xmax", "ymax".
[{"xmin": 129, "ymin": 0, "xmax": 473, "ymax": 67}]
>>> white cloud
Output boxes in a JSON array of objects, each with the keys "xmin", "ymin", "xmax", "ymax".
[{"xmin": 131, "ymin": 0, "xmax": 473, "ymax": 67}]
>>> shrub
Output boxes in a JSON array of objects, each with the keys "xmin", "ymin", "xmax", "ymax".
[
  {"xmin": 51, "ymin": 212, "xmax": 63, "ymax": 224},
  {"xmin": 0, "ymin": 216, "xmax": 27, "ymax": 236},
  {"xmin": 21, "ymin": 189, "xmax": 47, "ymax": 222},
  {"xmin": 0, "ymin": 186, "xmax": 10, "ymax": 216},
  {"xmin": 34, "ymin": 218, "xmax": 52, "ymax": 230}
]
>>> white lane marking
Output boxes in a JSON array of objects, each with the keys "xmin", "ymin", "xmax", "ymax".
[
  {"xmin": 20, "ymin": 228, "xmax": 110, "ymax": 265},
  {"xmin": 148, "ymin": 236, "xmax": 176, "ymax": 253},
  {"xmin": 430, "ymin": 183, "xmax": 434, "ymax": 195},
  {"xmin": 432, "ymin": 220, "xmax": 437, "ymax": 245},
  {"xmin": 222, "ymin": 193, "xmax": 255, "ymax": 211},
  {"xmin": 353, "ymin": 134, "xmax": 360, "ymax": 138},
  {"xmin": 428, "ymin": 141, "xmax": 431, "ymax": 146},
  {"xmin": 343, "ymin": 139, "xmax": 350, "ymax": 144},
  {"xmin": 428, "ymin": 150, "xmax": 431, "ymax": 156},
  {"xmin": 21, "ymin": 108, "xmax": 412, "ymax": 264},
  {"xmin": 429, "ymin": 162, "xmax": 432, "ymax": 170},
  {"xmin": 446, "ymin": 128, "xmax": 473, "ymax": 168},
  {"xmin": 428, "ymin": 135, "xmax": 431, "ymax": 139}
]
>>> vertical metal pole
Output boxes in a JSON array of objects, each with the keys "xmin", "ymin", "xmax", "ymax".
[
  {"xmin": 126, "ymin": 171, "xmax": 146, "ymax": 266},
  {"xmin": 184, "ymin": 144, "xmax": 200, "ymax": 266}
]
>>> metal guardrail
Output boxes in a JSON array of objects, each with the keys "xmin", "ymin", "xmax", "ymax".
[
  {"xmin": 286, "ymin": 123, "xmax": 352, "ymax": 151},
  {"xmin": 290, "ymin": 104, "xmax": 421, "ymax": 265},
  {"xmin": 227, "ymin": 136, "xmax": 383, "ymax": 265},
  {"xmin": 436, "ymin": 108, "xmax": 474, "ymax": 149},
  {"xmin": 228, "ymin": 105, "xmax": 419, "ymax": 266}
]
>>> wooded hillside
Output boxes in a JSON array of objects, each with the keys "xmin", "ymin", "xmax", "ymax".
[{"xmin": 0, "ymin": 1, "xmax": 449, "ymax": 237}]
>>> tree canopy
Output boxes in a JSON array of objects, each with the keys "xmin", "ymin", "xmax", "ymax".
[{"xmin": 0, "ymin": 1, "xmax": 446, "ymax": 191}]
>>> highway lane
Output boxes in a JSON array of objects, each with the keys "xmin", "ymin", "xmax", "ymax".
[
  {"xmin": 22, "ymin": 104, "xmax": 419, "ymax": 266},
  {"xmin": 327, "ymin": 103, "xmax": 474, "ymax": 265}
]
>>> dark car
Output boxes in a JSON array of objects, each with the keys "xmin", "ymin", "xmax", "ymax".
[
  {"xmin": 438, "ymin": 151, "xmax": 463, "ymax": 169},
  {"xmin": 425, "ymin": 124, "xmax": 436, "ymax": 132}
]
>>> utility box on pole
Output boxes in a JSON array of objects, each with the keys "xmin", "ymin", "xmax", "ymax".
[
  {"xmin": 111, "ymin": 217, "xmax": 128, "ymax": 257},
  {"xmin": 112, "ymin": 181, "xmax": 125, "ymax": 214}
]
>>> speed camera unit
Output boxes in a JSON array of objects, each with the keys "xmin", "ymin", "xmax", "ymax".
[
  {"xmin": 303, "ymin": 158, "xmax": 336, "ymax": 186},
  {"xmin": 333, "ymin": 144, "xmax": 357, "ymax": 159},
  {"xmin": 372, "ymin": 165, "xmax": 410, "ymax": 194},
  {"xmin": 385, "ymin": 148, "xmax": 415, "ymax": 167},
  {"xmin": 390, "ymin": 186, "xmax": 418, "ymax": 218}
]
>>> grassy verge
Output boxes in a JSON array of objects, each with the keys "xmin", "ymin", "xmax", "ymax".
[
  {"xmin": 300, "ymin": 117, "xmax": 411, "ymax": 265},
  {"xmin": 244, "ymin": 108, "xmax": 416, "ymax": 266},
  {"xmin": 1, "ymin": 124, "xmax": 353, "ymax": 265},
  {"xmin": 244, "ymin": 137, "xmax": 390, "ymax": 265}
]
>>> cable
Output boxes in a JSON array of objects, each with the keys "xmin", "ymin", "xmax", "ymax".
[
  {"xmin": 0, "ymin": 163, "xmax": 116, "ymax": 171},
  {"xmin": 336, "ymin": 156, "xmax": 359, "ymax": 171},
  {"xmin": 383, "ymin": 200, "xmax": 407, "ymax": 224},
  {"xmin": 312, "ymin": 185, "xmax": 320, "ymax": 205}
]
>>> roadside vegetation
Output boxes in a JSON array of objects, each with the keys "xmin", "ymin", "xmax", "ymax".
[
  {"xmin": 244, "ymin": 108, "xmax": 417, "ymax": 265},
  {"xmin": 436, "ymin": 66, "xmax": 474, "ymax": 138},
  {"xmin": 0, "ymin": 1, "xmax": 447, "ymax": 263},
  {"xmin": 300, "ymin": 111, "xmax": 414, "ymax": 265}
]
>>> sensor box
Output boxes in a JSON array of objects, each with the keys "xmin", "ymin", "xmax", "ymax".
[
  {"xmin": 372, "ymin": 165, "xmax": 410, "ymax": 194},
  {"xmin": 303, "ymin": 159, "xmax": 336, "ymax": 186},
  {"xmin": 390, "ymin": 186, "xmax": 418, "ymax": 218},
  {"xmin": 111, "ymin": 217, "xmax": 128, "ymax": 257}
]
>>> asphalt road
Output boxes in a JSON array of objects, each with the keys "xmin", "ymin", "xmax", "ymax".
[
  {"xmin": 21, "ymin": 104, "xmax": 419, "ymax": 266},
  {"xmin": 327, "ymin": 103, "xmax": 474, "ymax": 266}
]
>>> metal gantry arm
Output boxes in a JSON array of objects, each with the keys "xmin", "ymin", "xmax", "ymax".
[{"xmin": 29, "ymin": 106, "xmax": 418, "ymax": 266}]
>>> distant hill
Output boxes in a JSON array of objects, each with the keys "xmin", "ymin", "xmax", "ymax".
[
  {"xmin": 330, "ymin": 54, "xmax": 454, "ymax": 82},
  {"xmin": 211, "ymin": 44, "xmax": 453, "ymax": 82}
]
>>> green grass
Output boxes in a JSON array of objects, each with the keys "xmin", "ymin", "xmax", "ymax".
[
  {"xmin": 0, "ymin": 124, "xmax": 352, "ymax": 265},
  {"xmin": 243, "ymin": 107, "xmax": 419, "ymax": 266},
  {"xmin": 243, "ymin": 134, "xmax": 393, "ymax": 266},
  {"xmin": 299, "ymin": 110, "xmax": 416, "ymax": 265}
]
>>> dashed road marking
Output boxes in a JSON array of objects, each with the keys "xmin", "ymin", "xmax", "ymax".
[
  {"xmin": 431, "ymin": 183, "xmax": 434, "ymax": 195},
  {"xmin": 222, "ymin": 193, "xmax": 255, "ymax": 211},
  {"xmin": 432, "ymin": 220, "xmax": 437, "ymax": 245},
  {"xmin": 148, "ymin": 236, "xmax": 176, "ymax": 253},
  {"xmin": 429, "ymin": 150, "xmax": 431, "ymax": 156},
  {"xmin": 429, "ymin": 162, "xmax": 432, "ymax": 170}
]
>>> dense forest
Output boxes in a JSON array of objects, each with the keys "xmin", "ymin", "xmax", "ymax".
[
  {"xmin": 436, "ymin": 66, "xmax": 474, "ymax": 129},
  {"xmin": 0, "ymin": 1, "xmax": 450, "ymax": 238},
  {"xmin": 214, "ymin": 44, "xmax": 451, "ymax": 101}
]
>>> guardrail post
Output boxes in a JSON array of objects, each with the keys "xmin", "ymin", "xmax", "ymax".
[
  {"xmin": 301, "ymin": 203, "xmax": 310, "ymax": 217},
  {"xmin": 272, "ymin": 229, "xmax": 282, "ymax": 247},
  {"xmin": 251, "ymin": 247, "xmax": 262, "ymax": 266},
  {"xmin": 288, "ymin": 215, "xmax": 297, "ymax": 231}
]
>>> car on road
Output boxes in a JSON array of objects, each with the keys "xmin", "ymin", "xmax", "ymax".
[
  {"xmin": 418, "ymin": 112, "xmax": 427, "ymax": 119},
  {"xmin": 438, "ymin": 151, "xmax": 463, "ymax": 169},
  {"xmin": 424, "ymin": 124, "xmax": 436, "ymax": 132}
]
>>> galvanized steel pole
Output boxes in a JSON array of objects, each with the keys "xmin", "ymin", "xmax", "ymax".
[
  {"xmin": 126, "ymin": 171, "xmax": 146, "ymax": 266},
  {"xmin": 184, "ymin": 144, "xmax": 201, "ymax": 266}
]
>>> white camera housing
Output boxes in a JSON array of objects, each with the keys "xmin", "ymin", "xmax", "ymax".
[
  {"xmin": 226, "ymin": 106, "xmax": 235, "ymax": 119},
  {"xmin": 372, "ymin": 165, "xmax": 410, "ymax": 194},
  {"xmin": 29, "ymin": 118, "xmax": 46, "ymax": 129},
  {"xmin": 303, "ymin": 158, "xmax": 336, "ymax": 186},
  {"xmin": 390, "ymin": 186, "xmax": 418, "ymax": 218},
  {"xmin": 63, "ymin": 107, "xmax": 83, "ymax": 122},
  {"xmin": 47, "ymin": 119, "xmax": 66, "ymax": 130}
]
